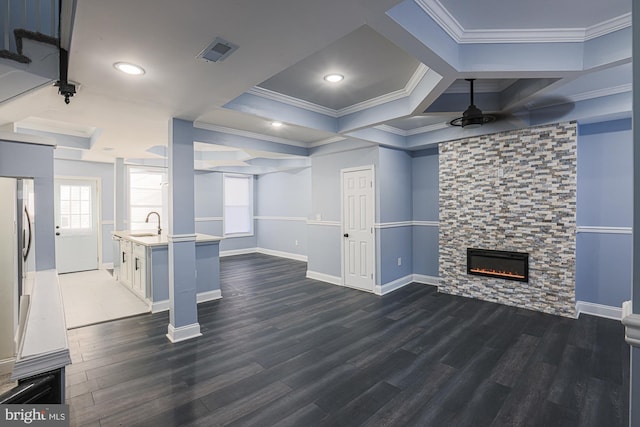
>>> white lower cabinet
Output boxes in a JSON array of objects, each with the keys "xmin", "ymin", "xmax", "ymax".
[
  {"xmin": 120, "ymin": 240, "xmax": 132, "ymax": 287},
  {"xmin": 132, "ymin": 243, "xmax": 147, "ymax": 298},
  {"xmin": 117, "ymin": 239, "xmax": 147, "ymax": 300}
]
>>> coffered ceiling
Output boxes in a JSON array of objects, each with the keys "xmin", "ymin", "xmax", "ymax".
[
  {"xmin": 0, "ymin": 0, "xmax": 631, "ymax": 171},
  {"xmin": 437, "ymin": 0, "xmax": 629, "ymax": 31}
]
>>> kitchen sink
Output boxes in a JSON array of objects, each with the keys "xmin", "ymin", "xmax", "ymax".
[{"xmin": 129, "ymin": 232, "xmax": 158, "ymax": 237}]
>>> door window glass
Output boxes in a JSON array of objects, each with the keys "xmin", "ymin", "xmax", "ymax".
[{"xmin": 59, "ymin": 184, "xmax": 92, "ymax": 230}]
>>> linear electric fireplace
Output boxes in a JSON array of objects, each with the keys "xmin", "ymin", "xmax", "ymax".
[{"xmin": 467, "ymin": 248, "xmax": 529, "ymax": 282}]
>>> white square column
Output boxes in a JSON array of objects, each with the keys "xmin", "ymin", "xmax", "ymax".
[{"xmin": 166, "ymin": 118, "xmax": 201, "ymax": 343}]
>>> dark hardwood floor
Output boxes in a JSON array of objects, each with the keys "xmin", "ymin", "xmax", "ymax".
[{"xmin": 65, "ymin": 254, "xmax": 629, "ymax": 426}]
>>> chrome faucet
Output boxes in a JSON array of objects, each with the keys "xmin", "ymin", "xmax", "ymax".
[{"xmin": 145, "ymin": 211, "xmax": 161, "ymax": 235}]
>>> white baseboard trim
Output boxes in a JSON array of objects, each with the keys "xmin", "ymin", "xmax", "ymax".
[
  {"xmin": 306, "ymin": 270, "xmax": 342, "ymax": 286},
  {"xmin": 257, "ymin": 248, "xmax": 308, "ymax": 262},
  {"xmin": 306, "ymin": 271, "xmax": 440, "ymax": 295},
  {"xmin": 413, "ymin": 274, "xmax": 441, "ymax": 286},
  {"xmin": 220, "ymin": 248, "xmax": 257, "ymax": 257},
  {"xmin": 576, "ymin": 301, "xmax": 622, "ymax": 321},
  {"xmin": 167, "ymin": 323, "xmax": 202, "ymax": 343},
  {"xmin": 151, "ymin": 299, "xmax": 170, "ymax": 313},
  {"xmin": 101, "ymin": 263, "xmax": 114, "ymax": 270},
  {"xmin": 151, "ymin": 290, "xmax": 223, "ymax": 313},
  {"xmin": 375, "ymin": 274, "xmax": 440, "ymax": 296},
  {"xmin": 375, "ymin": 274, "xmax": 414, "ymax": 296},
  {"xmin": 197, "ymin": 289, "xmax": 222, "ymax": 303},
  {"xmin": 0, "ymin": 357, "xmax": 14, "ymax": 375},
  {"xmin": 220, "ymin": 246, "xmax": 308, "ymax": 262}
]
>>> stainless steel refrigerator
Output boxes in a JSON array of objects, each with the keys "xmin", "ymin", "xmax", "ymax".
[{"xmin": 0, "ymin": 177, "xmax": 34, "ymax": 373}]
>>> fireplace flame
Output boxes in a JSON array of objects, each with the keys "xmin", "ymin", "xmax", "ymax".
[{"xmin": 469, "ymin": 268, "xmax": 525, "ymax": 279}]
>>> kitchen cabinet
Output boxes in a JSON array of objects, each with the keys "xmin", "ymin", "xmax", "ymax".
[
  {"xmin": 112, "ymin": 230, "xmax": 223, "ymax": 311},
  {"xmin": 116, "ymin": 238, "xmax": 147, "ymax": 300},
  {"xmin": 132, "ymin": 243, "xmax": 147, "ymax": 298},
  {"xmin": 119, "ymin": 239, "xmax": 132, "ymax": 287}
]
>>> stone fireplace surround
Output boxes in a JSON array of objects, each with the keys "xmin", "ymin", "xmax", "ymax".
[{"xmin": 439, "ymin": 121, "xmax": 577, "ymax": 317}]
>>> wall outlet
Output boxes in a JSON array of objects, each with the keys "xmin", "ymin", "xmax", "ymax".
[{"xmin": 397, "ymin": 257, "xmax": 402, "ymax": 266}]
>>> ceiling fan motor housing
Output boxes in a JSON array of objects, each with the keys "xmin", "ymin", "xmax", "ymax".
[
  {"xmin": 462, "ymin": 104, "xmax": 485, "ymax": 127},
  {"xmin": 449, "ymin": 79, "xmax": 496, "ymax": 128}
]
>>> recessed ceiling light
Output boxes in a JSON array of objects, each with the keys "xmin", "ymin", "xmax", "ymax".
[
  {"xmin": 114, "ymin": 62, "xmax": 145, "ymax": 75},
  {"xmin": 271, "ymin": 121, "xmax": 283, "ymax": 128},
  {"xmin": 324, "ymin": 74, "xmax": 344, "ymax": 83}
]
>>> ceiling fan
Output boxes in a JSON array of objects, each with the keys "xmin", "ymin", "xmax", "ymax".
[{"xmin": 449, "ymin": 79, "xmax": 496, "ymax": 128}]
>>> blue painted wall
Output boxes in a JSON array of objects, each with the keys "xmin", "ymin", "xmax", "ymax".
[
  {"xmin": 148, "ymin": 241, "xmax": 221, "ymax": 303},
  {"xmin": 54, "ymin": 159, "xmax": 115, "ymax": 264},
  {"xmin": 195, "ymin": 242, "xmax": 220, "ymax": 294},
  {"xmin": 378, "ymin": 147, "xmax": 412, "ymax": 223},
  {"xmin": 311, "ymin": 146, "xmax": 378, "ymax": 222},
  {"xmin": 576, "ymin": 118, "xmax": 632, "ymax": 307},
  {"xmin": 19, "ymin": 116, "xmax": 630, "ymax": 311},
  {"xmin": 193, "ymin": 171, "xmax": 257, "ymax": 252},
  {"xmin": 0, "ymin": 139, "xmax": 55, "ymax": 271},
  {"xmin": 377, "ymin": 147, "xmax": 413, "ymax": 284},
  {"xmin": 308, "ymin": 146, "xmax": 378, "ymax": 278},
  {"xmin": 255, "ymin": 168, "xmax": 310, "ymax": 257},
  {"xmin": 411, "ymin": 148, "xmax": 439, "ymax": 277}
]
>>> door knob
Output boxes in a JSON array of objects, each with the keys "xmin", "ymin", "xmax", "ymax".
[{"xmin": 343, "ymin": 233, "xmax": 349, "ymax": 238}]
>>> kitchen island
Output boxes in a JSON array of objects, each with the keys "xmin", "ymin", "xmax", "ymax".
[{"xmin": 112, "ymin": 231, "xmax": 223, "ymax": 312}]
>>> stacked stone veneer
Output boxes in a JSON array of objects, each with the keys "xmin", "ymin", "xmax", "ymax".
[{"xmin": 439, "ymin": 121, "xmax": 577, "ymax": 317}]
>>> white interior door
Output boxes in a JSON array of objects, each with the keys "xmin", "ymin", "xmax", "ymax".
[
  {"xmin": 342, "ymin": 167, "xmax": 374, "ymax": 292},
  {"xmin": 55, "ymin": 178, "xmax": 99, "ymax": 274}
]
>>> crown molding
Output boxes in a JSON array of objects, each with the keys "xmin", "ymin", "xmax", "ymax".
[
  {"xmin": 247, "ymin": 86, "xmax": 338, "ymax": 117},
  {"xmin": 375, "ymin": 121, "xmax": 448, "ymax": 137},
  {"xmin": 308, "ymin": 135, "xmax": 347, "ymax": 148},
  {"xmin": 337, "ymin": 64, "xmax": 429, "ymax": 116},
  {"xmin": 375, "ymin": 124, "xmax": 407, "ymax": 136},
  {"xmin": 415, "ymin": 0, "xmax": 464, "ymax": 42},
  {"xmin": 407, "ymin": 121, "xmax": 449, "ymax": 136},
  {"xmin": 527, "ymin": 83, "xmax": 632, "ymax": 110},
  {"xmin": 193, "ymin": 121, "xmax": 309, "ymax": 148},
  {"xmin": 585, "ymin": 13, "xmax": 631, "ymax": 40},
  {"xmin": 458, "ymin": 28, "xmax": 587, "ymax": 44},
  {"xmin": 568, "ymin": 84, "xmax": 632, "ymax": 104},
  {"xmin": 416, "ymin": 0, "xmax": 631, "ymax": 44},
  {"xmin": 445, "ymin": 79, "xmax": 516, "ymax": 94},
  {"xmin": 375, "ymin": 120, "xmax": 448, "ymax": 137},
  {"xmin": 249, "ymin": 64, "xmax": 429, "ymax": 119}
]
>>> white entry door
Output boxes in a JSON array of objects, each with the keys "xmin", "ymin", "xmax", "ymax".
[
  {"xmin": 55, "ymin": 178, "xmax": 99, "ymax": 273},
  {"xmin": 342, "ymin": 167, "xmax": 375, "ymax": 292}
]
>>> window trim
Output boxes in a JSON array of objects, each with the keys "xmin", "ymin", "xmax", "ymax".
[
  {"xmin": 222, "ymin": 173, "xmax": 254, "ymax": 238},
  {"xmin": 127, "ymin": 165, "xmax": 168, "ymax": 232}
]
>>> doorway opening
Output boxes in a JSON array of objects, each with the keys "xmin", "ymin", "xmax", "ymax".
[{"xmin": 54, "ymin": 176, "xmax": 149, "ymax": 328}]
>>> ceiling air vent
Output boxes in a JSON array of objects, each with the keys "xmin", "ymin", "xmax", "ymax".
[{"xmin": 197, "ymin": 37, "xmax": 238, "ymax": 63}]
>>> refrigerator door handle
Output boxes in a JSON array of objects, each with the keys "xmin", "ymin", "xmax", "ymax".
[{"xmin": 23, "ymin": 206, "xmax": 32, "ymax": 262}]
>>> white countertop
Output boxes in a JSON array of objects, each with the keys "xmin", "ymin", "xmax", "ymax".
[
  {"xmin": 113, "ymin": 230, "xmax": 223, "ymax": 247},
  {"xmin": 12, "ymin": 270, "xmax": 71, "ymax": 380}
]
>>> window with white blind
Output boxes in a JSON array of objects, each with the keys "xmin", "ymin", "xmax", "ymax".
[
  {"xmin": 129, "ymin": 167, "xmax": 168, "ymax": 232},
  {"xmin": 223, "ymin": 174, "xmax": 253, "ymax": 236}
]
